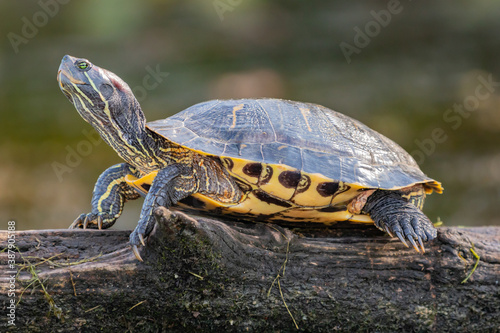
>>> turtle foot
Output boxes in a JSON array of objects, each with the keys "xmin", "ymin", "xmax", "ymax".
[
  {"xmin": 378, "ymin": 213, "xmax": 436, "ymax": 253},
  {"xmin": 70, "ymin": 212, "xmax": 117, "ymax": 230},
  {"xmin": 128, "ymin": 207, "xmax": 200, "ymax": 261},
  {"xmin": 128, "ymin": 207, "xmax": 175, "ymax": 261},
  {"xmin": 362, "ymin": 190, "xmax": 437, "ymax": 253}
]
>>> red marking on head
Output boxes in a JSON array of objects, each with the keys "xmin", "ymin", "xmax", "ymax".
[
  {"xmin": 102, "ymin": 68, "xmax": 129, "ymax": 93},
  {"xmin": 110, "ymin": 76, "xmax": 126, "ymax": 92}
]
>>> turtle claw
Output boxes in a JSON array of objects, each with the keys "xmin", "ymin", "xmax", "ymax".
[
  {"xmin": 68, "ymin": 212, "xmax": 117, "ymax": 230},
  {"xmin": 383, "ymin": 216, "xmax": 434, "ymax": 253},
  {"xmin": 128, "ymin": 207, "xmax": 160, "ymax": 261},
  {"xmin": 83, "ymin": 215, "xmax": 90, "ymax": 229},
  {"xmin": 385, "ymin": 225, "xmax": 394, "ymax": 238},
  {"xmin": 129, "ymin": 228, "xmax": 149, "ymax": 261},
  {"xmin": 69, "ymin": 214, "xmax": 84, "ymax": 229},
  {"xmin": 418, "ymin": 236, "xmax": 425, "ymax": 253},
  {"xmin": 132, "ymin": 245, "xmax": 143, "ymax": 262},
  {"xmin": 138, "ymin": 233, "xmax": 146, "ymax": 246},
  {"xmin": 408, "ymin": 236, "xmax": 421, "ymax": 253},
  {"xmin": 395, "ymin": 231, "xmax": 409, "ymax": 248}
]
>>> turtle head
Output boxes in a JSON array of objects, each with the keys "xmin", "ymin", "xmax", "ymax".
[
  {"xmin": 57, "ymin": 55, "xmax": 158, "ymax": 171},
  {"xmin": 57, "ymin": 55, "xmax": 145, "ymax": 132}
]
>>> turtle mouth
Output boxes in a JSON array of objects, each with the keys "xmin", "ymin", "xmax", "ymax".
[
  {"xmin": 57, "ymin": 69, "xmax": 80, "ymax": 102},
  {"xmin": 57, "ymin": 68, "xmax": 87, "ymax": 88}
]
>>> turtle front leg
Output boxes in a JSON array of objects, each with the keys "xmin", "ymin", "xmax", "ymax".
[
  {"xmin": 129, "ymin": 164, "xmax": 196, "ymax": 261},
  {"xmin": 70, "ymin": 163, "xmax": 141, "ymax": 230},
  {"xmin": 362, "ymin": 189, "xmax": 437, "ymax": 253}
]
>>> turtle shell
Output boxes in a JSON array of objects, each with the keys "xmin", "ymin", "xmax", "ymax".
[{"xmin": 146, "ymin": 98, "xmax": 442, "ymax": 193}]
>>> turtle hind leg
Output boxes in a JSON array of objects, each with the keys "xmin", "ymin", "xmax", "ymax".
[{"xmin": 362, "ymin": 189, "xmax": 437, "ymax": 253}]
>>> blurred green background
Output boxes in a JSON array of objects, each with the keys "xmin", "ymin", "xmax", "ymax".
[{"xmin": 1, "ymin": 1, "xmax": 499, "ymax": 231}]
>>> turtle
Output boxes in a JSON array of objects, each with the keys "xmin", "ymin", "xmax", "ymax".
[{"xmin": 57, "ymin": 55, "xmax": 443, "ymax": 261}]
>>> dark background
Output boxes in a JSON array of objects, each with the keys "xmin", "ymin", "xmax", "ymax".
[{"xmin": 1, "ymin": 1, "xmax": 499, "ymax": 230}]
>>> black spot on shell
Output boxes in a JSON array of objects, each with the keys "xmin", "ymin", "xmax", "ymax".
[
  {"xmin": 319, "ymin": 205, "xmax": 346, "ymax": 212},
  {"xmin": 258, "ymin": 165, "xmax": 273, "ymax": 185},
  {"xmin": 317, "ymin": 182, "xmax": 339, "ymax": 197},
  {"xmin": 179, "ymin": 196, "xmax": 206, "ymax": 209},
  {"xmin": 278, "ymin": 171, "xmax": 302, "ymax": 188},
  {"xmin": 254, "ymin": 190, "xmax": 292, "ymax": 208},
  {"xmin": 295, "ymin": 174, "xmax": 311, "ymax": 194},
  {"xmin": 341, "ymin": 183, "xmax": 351, "ymax": 193},
  {"xmin": 243, "ymin": 163, "xmax": 262, "ymax": 178},
  {"xmin": 223, "ymin": 158, "xmax": 234, "ymax": 170}
]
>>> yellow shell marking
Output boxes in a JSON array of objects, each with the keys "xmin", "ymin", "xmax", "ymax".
[
  {"xmin": 230, "ymin": 104, "xmax": 245, "ymax": 129},
  {"xmin": 299, "ymin": 107, "xmax": 313, "ymax": 132},
  {"xmin": 291, "ymin": 172, "xmax": 338, "ymax": 206},
  {"xmin": 258, "ymin": 164, "xmax": 296, "ymax": 200},
  {"xmin": 123, "ymin": 158, "xmax": 381, "ymax": 225},
  {"xmin": 125, "ymin": 171, "xmax": 158, "ymax": 196}
]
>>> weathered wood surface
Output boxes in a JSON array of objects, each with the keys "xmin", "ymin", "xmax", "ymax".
[{"xmin": 1, "ymin": 208, "xmax": 499, "ymax": 332}]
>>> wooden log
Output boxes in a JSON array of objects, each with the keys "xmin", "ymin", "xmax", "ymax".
[{"xmin": 1, "ymin": 208, "xmax": 499, "ymax": 332}]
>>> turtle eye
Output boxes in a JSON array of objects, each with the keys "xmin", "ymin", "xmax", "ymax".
[{"xmin": 75, "ymin": 61, "xmax": 91, "ymax": 71}]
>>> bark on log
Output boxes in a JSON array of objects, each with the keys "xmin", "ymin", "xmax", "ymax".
[{"xmin": 1, "ymin": 208, "xmax": 499, "ymax": 332}]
